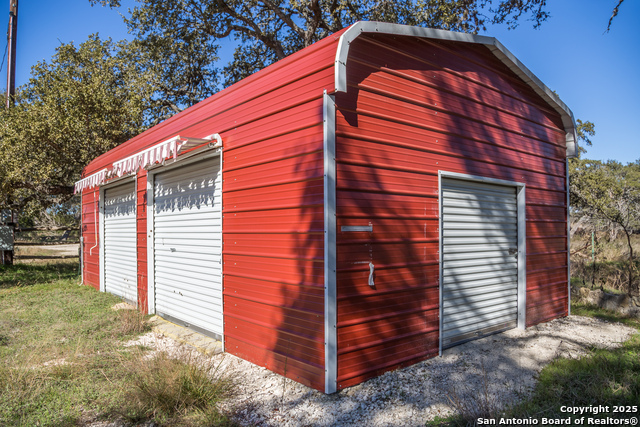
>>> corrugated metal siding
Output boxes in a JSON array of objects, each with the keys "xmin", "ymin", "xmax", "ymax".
[
  {"xmin": 136, "ymin": 171, "xmax": 148, "ymax": 311},
  {"xmin": 78, "ymin": 26, "xmax": 571, "ymax": 392},
  {"xmin": 103, "ymin": 182, "xmax": 138, "ymax": 302},
  {"xmin": 153, "ymin": 158, "xmax": 223, "ymax": 337},
  {"xmin": 334, "ymin": 34, "xmax": 567, "ymax": 389},
  {"xmin": 78, "ymin": 29, "xmax": 344, "ymax": 392},
  {"xmin": 223, "ymin": 119, "xmax": 327, "ymax": 390},
  {"xmin": 82, "ymin": 188, "xmax": 100, "ymax": 290},
  {"xmin": 441, "ymin": 178, "xmax": 518, "ymax": 348}
]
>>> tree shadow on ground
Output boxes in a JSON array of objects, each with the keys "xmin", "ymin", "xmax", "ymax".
[{"xmin": 230, "ymin": 316, "xmax": 636, "ymax": 426}]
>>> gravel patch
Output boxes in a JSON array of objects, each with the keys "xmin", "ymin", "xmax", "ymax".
[{"xmin": 131, "ymin": 315, "xmax": 636, "ymax": 426}]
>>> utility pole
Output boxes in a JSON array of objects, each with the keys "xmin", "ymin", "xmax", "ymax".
[
  {"xmin": 6, "ymin": 0, "xmax": 18, "ymax": 108},
  {"xmin": 2, "ymin": 0, "xmax": 18, "ymax": 264}
]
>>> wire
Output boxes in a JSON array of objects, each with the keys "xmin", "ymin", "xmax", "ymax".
[{"xmin": 0, "ymin": 42, "xmax": 7, "ymax": 77}]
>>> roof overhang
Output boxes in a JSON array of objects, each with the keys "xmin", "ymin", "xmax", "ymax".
[
  {"xmin": 334, "ymin": 21, "xmax": 578, "ymax": 158},
  {"xmin": 74, "ymin": 133, "xmax": 222, "ymax": 193}
]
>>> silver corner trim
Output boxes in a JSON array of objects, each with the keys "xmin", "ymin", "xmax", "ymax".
[
  {"xmin": 438, "ymin": 171, "xmax": 443, "ymax": 357},
  {"xmin": 517, "ymin": 184, "xmax": 527, "ymax": 330},
  {"xmin": 219, "ymin": 150, "xmax": 225, "ymax": 353},
  {"xmin": 566, "ymin": 159, "xmax": 571, "ymax": 316},
  {"xmin": 323, "ymin": 90, "xmax": 338, "ymax": 394},
  {"xmin": 98, "ymin": 187, "xmax": 105, "ymax": 293},
  {"xmin": 566, "ymin": 130, "xmax": 578, "ymax": 158},
  {"xmin": 146, "ymin": 172, "xmax": 156, "ymax": 315}
]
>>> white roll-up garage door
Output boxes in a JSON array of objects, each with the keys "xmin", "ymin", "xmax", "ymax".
[
  {"xmin": 441, "ymin": 178, "xmax": 519, "ymax": 348},
  {"xmin": 103, "ymin": 182, "xmax": 137, "ymax": 303},
  {"xmin": 153, "ymin": 157, "xmax": 222, "ymax": 338}
]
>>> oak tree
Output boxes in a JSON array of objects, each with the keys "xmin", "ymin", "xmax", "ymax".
[
  {"xmin": 570, "ymin": 158, "xmax": 640, "ymax": 295},
  {"xmin": 90, "ymin": 0, "xmax": 552, "ymax": 86},
  {"xmin": 0, "ymin": 35, "xmax": 151, "ymax": 215}
]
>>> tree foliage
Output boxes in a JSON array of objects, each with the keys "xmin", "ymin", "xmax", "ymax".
[
  {"xmin": 575, "ymin": 118, "xmax": 595, "ymax": 155},
  {"xmin": 0, "ymin": 35, "xmax": 152, "ymax": 215},
  {"xmin": 125, "ymin": 33, "xmax": 220, "ymax": 125},
  {"xmin": 570, "ymin": 159, "xmax": 640, "ymax": 294},
  {"xmin": 607, "ymin": 0, "xmax": 625, "ymax": 32},
  {"xmin": 90, "ymin": 0, "xmax": 551, "ymax": 86},
  {"xmin": 2, "ymin": 0, "xmax": 557, "ymax": 218}
]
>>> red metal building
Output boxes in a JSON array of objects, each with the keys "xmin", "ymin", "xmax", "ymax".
[{"xmin": 76, "ymin": 22, "xmax": 577, "ymax": 393}]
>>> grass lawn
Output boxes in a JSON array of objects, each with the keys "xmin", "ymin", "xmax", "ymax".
[
  {"xmin": 0, "ymin": 260, "xmax": 236, "ymax": 427},
  {"xmin": 3, "ymin": 260, "xmax": 638, "ymax": 426}
]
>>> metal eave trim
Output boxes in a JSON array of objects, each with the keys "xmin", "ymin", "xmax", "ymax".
[
  {"xmin": 334, "ymin": 21, "xmax": 578, "ymax": 158},
  {"xmin": 323, "ymin": 90, "xmax": 338, "ymax": 394},
  {"xmin": 335, "ymin": 21, "xmax": 494, "ymax": 93}
]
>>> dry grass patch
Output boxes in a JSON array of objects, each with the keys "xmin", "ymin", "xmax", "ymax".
[
  {"xmin": 0, "ymin": 261, "xmax": 237, "ymax": 426},
  {"xmin": 120, "ymin": 348, "xmax": 237, "ymax": 426}
]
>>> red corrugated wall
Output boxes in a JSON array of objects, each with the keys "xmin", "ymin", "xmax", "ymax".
[
  {"xmin": 82, "ymin": 187, "xmax": 100, "ymax": 290},
  {"xmin": 80, "ymin": 31, "xmax": 346, "ymax": 391},
  {"xmin": 136, "ymin": 171, "xmax": 148, "ymax": 311},
  {"xmin": 79, "ymin": 26, "xmax": 571, "ymax": 392},
  {"xmin": 219, "ymin": 33, "xmax": 342, "ymax": 388},
  {"xmin": 333, "ymin": 34, "xmax": 568, "ymax": 389}
]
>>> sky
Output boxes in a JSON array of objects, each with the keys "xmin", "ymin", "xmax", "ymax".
[{"xmin": 1, "ymin": 0, "xmax": 639, "ymax": 163}]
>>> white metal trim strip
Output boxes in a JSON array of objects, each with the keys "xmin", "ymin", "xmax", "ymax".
[
  {"xmin": 218, "ymin": 150, "xmax": 225, "ymax": 352},
  {"xmin": 323, "ymin": 90, "xmax": 338, "ymax": 394},
  {"xmin": 566, "ymin": 159, "xmax": 571, "ymax": 316},
  {"xmin": 147, "ymin": 172, "xmax": 155, "ymax": 314},
  {"xmin": 516, "ymin": 181, "xmax": 527, "ymax": 329}
]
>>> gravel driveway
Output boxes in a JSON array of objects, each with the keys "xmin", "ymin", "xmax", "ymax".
[{"xmin": 132, "ymin": 315, "xmax": 636, "ymax": 426}]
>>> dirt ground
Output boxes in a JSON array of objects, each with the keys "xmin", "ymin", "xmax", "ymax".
[
  {"xmin": 126, "ymin": 315, "xmax": 637, "ymax": 427},
  {"xmin": 14, "ymin": 244, "xmax": 80, "ymax": 260}
]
